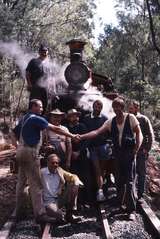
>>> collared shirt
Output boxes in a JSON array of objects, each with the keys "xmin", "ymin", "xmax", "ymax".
[{"xmin": 41, "ymin": 167, "xmax": 60, "ymax": 206}]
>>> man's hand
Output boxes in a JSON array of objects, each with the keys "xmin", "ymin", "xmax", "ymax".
[{"xmin": 72, "ymin": 134, "xmax": 81, "ymax": 142}]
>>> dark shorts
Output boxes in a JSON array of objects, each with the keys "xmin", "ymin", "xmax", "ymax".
[{"xmin": 89, "ymin": 144, "xmax": 111, "ymax": 161}]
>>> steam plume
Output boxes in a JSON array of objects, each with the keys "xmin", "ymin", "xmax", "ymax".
[{"xmin": 0, "ymin": 41, "xmax": 35, "ymax": 79}]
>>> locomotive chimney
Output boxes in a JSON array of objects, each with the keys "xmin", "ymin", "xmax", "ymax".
[{"xmin": 66, "ymin": 39, "xmax": 86, "ymax": 62}]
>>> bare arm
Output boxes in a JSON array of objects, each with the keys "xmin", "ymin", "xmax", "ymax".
[
  {"xmin": 146, "ymin": 118, "xmax": 154, "ymax": 152},
  {"xmin": 133, "ymin": 124, "xmax": 143, "ymax": 154},
  {"xmin": 80, "ymin": 122, "xmax": 109, "ymax": 140},
  {"xmin": 10, "ymin": 131, "xmax": 18, "ymax": 148},
  {"xmin": 26, "ymin": 71, "xmax": 32, "ymax": 90},
  {"xmin": 65, "ymin": 137, "xmax": 72, "ymax": 169},
  {"xmin": 48, "ymin": 123, "xmax": 76, "ymax": 139}
]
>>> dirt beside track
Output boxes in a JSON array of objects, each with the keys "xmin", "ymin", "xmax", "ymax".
[{"xmin": 0, "ymin": 156, "xmax": 17, "ymax": 229}]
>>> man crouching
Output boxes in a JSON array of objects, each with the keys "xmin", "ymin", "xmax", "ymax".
[{"xmin": 41, "ymin": 153, "xmax": 83, "ymax": 223}]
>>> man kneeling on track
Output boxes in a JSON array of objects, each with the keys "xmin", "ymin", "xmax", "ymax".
[{"xmin": 41, "ymin": 153, "xmax": 83, "ymax": 223}]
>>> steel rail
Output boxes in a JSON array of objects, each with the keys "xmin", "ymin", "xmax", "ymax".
[
  {"xmin": 138, "ymin": 199, "xmax": 160, "ymax": 238},
  {"xmin": 0, "ymin": 209, "xmax": 16, "ymax": 239},
  {"xmin": 41, "ymin": 223, "xmax": 52, "ymax": 239},
  {"xmin": 98, "ymin": 203, "xmax": 113, "ymax": 239}
]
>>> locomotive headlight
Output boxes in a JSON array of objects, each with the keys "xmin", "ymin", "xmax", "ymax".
[{"xmin": 65, "ymin": 62, "xmax": 90, "ymax": 90}]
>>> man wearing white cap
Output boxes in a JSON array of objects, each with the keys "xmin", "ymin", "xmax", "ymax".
[{"xmin": 46, "ymin": 109, "xmax": 72, "ymax": 169}]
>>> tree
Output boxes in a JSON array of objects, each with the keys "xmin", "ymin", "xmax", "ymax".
[
  {"xmin": 0, "ymin": 0, "xmax": 96, "ymax": 121},
  {"xmin": 92, "ymin": 0, "xmax": 160, "ymax": 118}
]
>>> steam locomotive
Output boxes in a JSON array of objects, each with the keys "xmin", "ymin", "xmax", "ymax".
[{"xmin": 51, "ymin": 39, "xmax": 115, "ymax": 113}]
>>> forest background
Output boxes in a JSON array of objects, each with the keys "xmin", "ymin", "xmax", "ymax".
[{"xmin": 0, "ymin": 0, "xmax": 160, "ymax": 141}]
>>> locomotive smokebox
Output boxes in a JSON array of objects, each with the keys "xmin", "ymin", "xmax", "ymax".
[{"xmin": 65, "ymin": 39, "xmax": 90, "ymax": 90}]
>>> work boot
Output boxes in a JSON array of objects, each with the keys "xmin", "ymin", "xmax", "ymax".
[
  {"xmin": 65, "ymin": 211, "xmax": 81, "ymax": 223},
  {"xmin": 96, "ymin": 189, "xmax": 106, "ymax": 202},
  {"xmin": 127, "ymin": 212, "xmax": 136, "ymax": 221}
]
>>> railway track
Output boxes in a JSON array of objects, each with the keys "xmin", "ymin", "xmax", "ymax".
[
  {"xmin": 0, "ymin": 153, "xmax": 159, "ymax": 239},
  {"xmin": 0, "ymin": 187, "xmax": 160, "ymax": 239}
]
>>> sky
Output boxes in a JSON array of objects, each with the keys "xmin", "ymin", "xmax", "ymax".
[{"xmin": 93, "ymin": 0, "xmax": 118, "ymax": 43}]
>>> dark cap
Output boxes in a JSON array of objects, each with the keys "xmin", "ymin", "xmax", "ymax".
[{"xmin": 39, "ymin": 44, "xmax": 48, "ymax": 52}]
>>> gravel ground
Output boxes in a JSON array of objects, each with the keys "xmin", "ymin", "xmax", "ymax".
[
  {"xmin": 8, "ymin": 201, "xmax": 154, "ymax": 239},
  {"xmin": 109, "ymin": 213, "xmax": 152, "ymax": 239},
  {"xmin": 0, "ymin": 153, "xmax": 160, "ymax": 239},
  {"xmin": 52, "ymin": 208, "xmax": 103, "ymax": 239},
  {"xmin": 0, "ymin": 157, "xmax": 17, "ymax": 229},
  {"xmin": 104, "ymin": 188, "xmax": 153, "ymax": 239},
  {"xmin": 9, "ymin": 220, "xmax": 40, "ymax": 239},
  {"xmin": 9, "ymin": 207, "xmax": 104, "ymax": 239}
]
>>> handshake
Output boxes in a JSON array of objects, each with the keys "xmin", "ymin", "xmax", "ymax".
[{"xmin": 72, "ymin": 134, "xmax": 82, "ymax": 142}]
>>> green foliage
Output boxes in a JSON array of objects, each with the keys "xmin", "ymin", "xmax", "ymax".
[
  {"xmin": 0, "ymin": 0, "xmax": 96, "ymax": 121},
  {"xmin": 92, "ymin": 0, "xmax": 160, "ymax": 126}
]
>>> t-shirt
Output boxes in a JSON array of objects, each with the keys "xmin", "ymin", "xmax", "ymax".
[
  {"xmin": 13, "ymin": 113, "xmax": 48, "ymax": 146},
  {"xmin": 26, "ymin": 58, "xmax": 44, "ymax": 85},
  {"xmin": 83, "ymin": 114, "xmax": 108, "ymax": 147},
  {"xmin": 104, "ymin": 113, "xmax": 139, "ymax": 146}
]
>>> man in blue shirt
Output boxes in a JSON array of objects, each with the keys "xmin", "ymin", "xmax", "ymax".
[{"xmin": 12, "ymin": 99, "xmax": 77, "ymax": 223}]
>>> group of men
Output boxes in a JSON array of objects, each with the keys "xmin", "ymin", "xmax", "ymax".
[
  {"xmin": 80, "ymin": 98, "xmax": 154, "ymax": 220},
  {"xmin": 12, "ymin": 97, "xmax": 154, "ymax": 223},
  {"xmin": 11, "ymin": 44, "xmax": 154, "ymax": 224}
]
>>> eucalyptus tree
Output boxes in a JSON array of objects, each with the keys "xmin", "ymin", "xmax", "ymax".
[{"xmin": 93, "ymin": 0, "xmax": 160, "ymax": 116}]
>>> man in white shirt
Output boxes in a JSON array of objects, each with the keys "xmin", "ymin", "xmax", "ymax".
[
  {"xmin": 46, "ymin": 109, "xmax": 72, "ymax": 169},
  {"xmin": 41, "ymin": 153, "xmax": 83, "ymax": 223}
]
